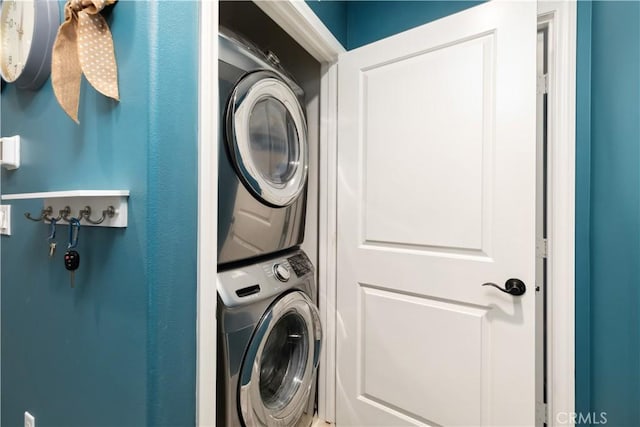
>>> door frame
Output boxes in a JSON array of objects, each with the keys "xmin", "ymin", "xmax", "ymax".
[
  {"xmin": 537, "ymin": 2, "xmax": 577, "ymax": 423},
  {"xmin": 197, "ymin": 1, "xmax": 218, "ymax": 426},
  {"xmin": 197, "ymin": 1, "xmax": 576, "ymax": 425}
]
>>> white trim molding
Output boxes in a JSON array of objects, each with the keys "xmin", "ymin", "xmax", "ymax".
[
  {"xmin": 539, "ymin": 1, "xmax": 577, "ymax": 425},
  {"xmin": 317, "ymin": 61, "xmax": 339, "ymax": 423},
  {"xmin": 197, "ymin": 0, "xmax": 218, "ymax": 426},
  {"xmin": 253, "ymin": 0, "xmax": 346, "ymax": 63}
]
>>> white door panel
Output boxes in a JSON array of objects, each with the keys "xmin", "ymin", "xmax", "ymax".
[
  {"xmin": 337, "ymin": 1, "xmax": 537, "ymax": 426},
  {"xmin": 363, "ymin": 35, "xmax": 490, "ymax": 252}
]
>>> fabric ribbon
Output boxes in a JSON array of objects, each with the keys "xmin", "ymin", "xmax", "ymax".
[{"xmin": 52, "ymin": 0, "xmax": 119, "ymax": 124}]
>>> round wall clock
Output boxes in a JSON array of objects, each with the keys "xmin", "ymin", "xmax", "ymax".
[{"xmin": 0, "ymin": 0, "xmax": 59, "ymax": 90}]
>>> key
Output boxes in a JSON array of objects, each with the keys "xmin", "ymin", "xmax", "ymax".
[
  {"xmin": 64, "ymin": 250, "xmax": 80, "ymax": 288},
  {"xmin": 47, "ymin": 218, "xmax": 57, "ymax": 258}
]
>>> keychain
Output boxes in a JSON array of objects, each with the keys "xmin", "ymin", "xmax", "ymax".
[
  {"xmin": 47, "ymin": 218, "xmax": 57, "ymax": 257},
  {"xmin": 64, "ymin": 218, "xmax": 81, "ymax": 288}
]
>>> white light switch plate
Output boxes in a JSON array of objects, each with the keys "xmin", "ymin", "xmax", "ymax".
[
  {"xmin": 1, "ymin": 135, "xmax": 21, "ymax": 170},
  {"xmin": 0, "ymin": 205, "xmax": 11, "ymax": 236},
  {"xmin": 24, "ymin": 411, "xmax": 35, "ymax": 427}
]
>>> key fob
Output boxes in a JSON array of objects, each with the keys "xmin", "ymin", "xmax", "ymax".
[{"xmin": 64, "ymin": 250, "xmax": 80, "ymax": 271}]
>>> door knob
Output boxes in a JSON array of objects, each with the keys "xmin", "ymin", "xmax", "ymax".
[{"xmin": 482, "ymin": 278, "xmax": 526, "ymax": 296}]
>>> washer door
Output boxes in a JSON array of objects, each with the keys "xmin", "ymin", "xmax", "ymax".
[
  {"xmin": 239, "ymin": 291, "xmax": 322, "ymax": 427},
  {"xmin": 226, "ymin": 71, "xmax": 308, "ymax": 207}
]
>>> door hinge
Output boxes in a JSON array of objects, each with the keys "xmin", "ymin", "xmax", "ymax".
[
  {"xmin": 536, "ymin": 238, "xmax": 548, "ymax": 259},
  {"xmin": 536, "ymin": 401, "xmax": 549, "ymax": 425},
  {"xmin": 537, "ymin": 73, "xmax": 549, "ymax": 95}
]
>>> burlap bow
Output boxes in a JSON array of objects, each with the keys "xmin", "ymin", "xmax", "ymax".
[{"xmin": 52, "ymin": 0, "xmax": 119, "ymax": 124}]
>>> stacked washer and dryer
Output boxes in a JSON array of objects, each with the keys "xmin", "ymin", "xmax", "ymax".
[{"xmin": 217, "ymin": 29, "xmax": 323, "ymax": 427}]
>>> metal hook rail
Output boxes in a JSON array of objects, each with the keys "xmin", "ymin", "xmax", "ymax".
[{"xmin": 25, "ymin": 205, "xmax": 116, "ymax": 225}]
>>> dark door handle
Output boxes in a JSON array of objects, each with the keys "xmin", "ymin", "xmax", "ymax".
[{"xmin": 482, "ymin": 278, "xmax": 526, "ymax": 296}]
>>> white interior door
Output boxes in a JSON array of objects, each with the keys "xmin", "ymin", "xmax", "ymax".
[{"xmin": 336, "ymin": 2, "xmax": 537, "ymax": 426}]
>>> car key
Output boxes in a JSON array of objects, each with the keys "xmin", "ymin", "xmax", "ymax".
[
  {"xmin": 65, "ymin": 218, "xmax": 81, "ymax": 288},
  {"xmin": 64, "ymin": 250, "xmax": 80, "ymax": 288},
  {"xmin": 47, "ymin": 218, "xmax": 57, "ymax": 257}
]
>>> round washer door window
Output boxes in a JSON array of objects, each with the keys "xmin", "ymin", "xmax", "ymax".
[
  {"xmin": 227, "ymin": 71, "xmax": 308, "ymax": 207},
  {"xmin": 259, "ymin": 311, "xmax": 308, "ymax": 411},
  {"xmin": 239, "ymin": 292, "xmax": 322, "ymax": 427}
]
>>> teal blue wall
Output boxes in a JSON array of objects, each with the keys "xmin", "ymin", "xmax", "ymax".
[
  {"xmin": 305, "ymin": 0, "xmax": 348, "ymax": 47},
  {"xmin": 586, "ymin": 2, "xmax": 640, "ymax": 425},
  {"xmin": 575, "ymin": 1, "xmax": 592, "ymax": 424},
  {"xmin": 0, "ymin": 1, "xmax": 198, "ymax": 426}
]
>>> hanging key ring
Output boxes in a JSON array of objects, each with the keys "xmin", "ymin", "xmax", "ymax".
[
  {"xmin": 47, "ymin": 218, "xmax": 57, "ymax": 242},
  {"xmin": 68, "ymin": 218, "xmax": 80, "ymax": 249}
]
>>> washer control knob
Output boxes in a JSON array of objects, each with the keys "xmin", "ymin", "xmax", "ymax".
[{"xmin": 273, "ymin": 263, "xmax": 291, "ymax": 282}]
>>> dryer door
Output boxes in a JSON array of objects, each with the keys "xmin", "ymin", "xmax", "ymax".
[
  {"xmin": 239, "ymin": 291, "xmax": 322, "ymax": 427},
  {"xmin": 226, "ymin": 71, "xmax": 308, "ymax": 208}
]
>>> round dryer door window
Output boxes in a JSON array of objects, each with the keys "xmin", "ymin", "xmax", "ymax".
[
  {"xmin": 239, "ymin": 292, "xmax": 322, "ymax": 427},
  {"xmin": 226, "ymin": 71, "xmax": 308, "ymax": 207}
]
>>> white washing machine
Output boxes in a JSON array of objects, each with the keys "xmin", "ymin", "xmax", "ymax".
[
  {"xmin": 217, "ymin": 249, "xmax": 322, "ymax": 427},
  {"xmin": 218, "ymin": 29, "xmax": 309, "ymax": 266}
]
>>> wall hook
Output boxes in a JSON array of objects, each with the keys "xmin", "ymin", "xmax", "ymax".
[
  {"xmin": 83, "ymin": 205, "xmax": 115, "ymax": 225},
  {"xmin": 45, "ymin": 209, "xmax": 64, "ymax": 222},
  {"xmin": 59, "ymin": 206, "xmax": 72, "ymax": 222},
  {"xmin": 79, "ymin": 206, "xmax": 92, "ymax": 222},
  {"xmin": 25, "ymin": 206, "xmax": 53, "ymax": 222}
]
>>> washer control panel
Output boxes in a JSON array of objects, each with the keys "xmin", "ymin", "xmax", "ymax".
[
  {"xmin": 218, "ymin": 249, "xmax": 315, "ymax": 309},
  {"xmin": 273, "ymin": 263, "xmax": 291, "ymax": 282}
]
